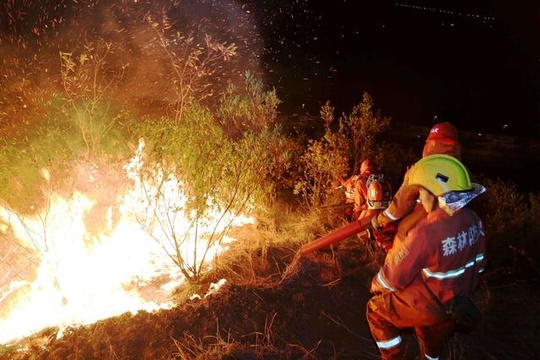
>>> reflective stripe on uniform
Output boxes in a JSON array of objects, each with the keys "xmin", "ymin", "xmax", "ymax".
[
  {"xmin": 377, "ymin": 270, "xmax": 396, "ymax": 291},
  {"xmin": 422, "ymin": 253, "xmax": 485, "ymax": 280},
  {"xmin": 376, "ymin": 335, "xmax": 402, "ymax": 349},
  {"xmin": 383, "ymin": 208, "xmax": 400, "ymax": 221}
]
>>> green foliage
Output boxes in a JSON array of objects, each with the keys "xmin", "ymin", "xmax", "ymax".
[
  {"xmin": 0, "ymin": 94, "xmax": 134, "ymax": 215},
  {"xmin": 294, "ymin": 137, "xmax": 349, "ymax": 208},
  {"xmin": 131, "ymin": 74, "xmax": 293, "ymax": 282},
  {"xmin": 217, "ymin": 71, "xmax": 280, "ymax": 139},
  {"xmin": 0, "ymin": 142, "xmax": 46, "ymax": 213},
  {"xmin": 0, "ymin": 17, "xmax": 289, "ymax": 283},
  {"xmin": 58, "ymin": 40, "xmax": 135, "ymax": 159},
  {"xmin": 293, "ymin": 92, "xmax": 392, "ymax": 209}
]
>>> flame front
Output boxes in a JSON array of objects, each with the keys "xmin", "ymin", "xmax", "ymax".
[{"xmin": 0, "ymin": 143, "xmax": 253, "ymax": 344}]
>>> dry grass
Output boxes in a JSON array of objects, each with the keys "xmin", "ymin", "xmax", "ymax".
[{"xmin": 1, "ymin": 202, "xmax": 539, "ymax": 360}]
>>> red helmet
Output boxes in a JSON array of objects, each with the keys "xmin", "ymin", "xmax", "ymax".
[
  {"xmin": 360, "ymin": 159, "xmax": 375, "ymax": 175},
  {"xmin": 366, "ymin": 174, "xmax": 392, "ymax": 210},
  {"xmin": 426, "ymin": 122, "xmax": 458, "ymax": 143}
]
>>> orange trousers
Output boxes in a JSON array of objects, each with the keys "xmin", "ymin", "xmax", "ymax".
[{"xmin": 366, "ymin": 291, "xmax": 456, "ymax": 359}]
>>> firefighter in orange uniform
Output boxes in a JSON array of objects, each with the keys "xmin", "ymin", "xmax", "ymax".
[
  {"xmin": 352, "ymin": 159, "xmax": 377, "ymax": 220},
  {"xmin": 366, "ymin": 154, "xmax": 486, "ymax": 360},
  {"xmin": 341, "ymin": 158, "xmax": 376, "ymax": 220},
  {"xmin": 372, "ymin": 122, "xmax": 462, "ymax": 238},
  {"xmin": 342, "ymin": 159, "xmax": 393, "ymax": 249}
]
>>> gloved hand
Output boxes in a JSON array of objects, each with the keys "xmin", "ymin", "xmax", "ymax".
[
  {"xmin": 370, "ymin": 214, "xmax": 383, "ymax": 232},
  {"xmin": 372, "ymin": 222, "xmax": 398, "ymax": 252},
  {"xmin": 371, "ymin": 211, "xmax": 396, "ymax": 231}
]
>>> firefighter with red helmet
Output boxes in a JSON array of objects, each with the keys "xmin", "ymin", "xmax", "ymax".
[
  {"xmin": 366, "ymin": 154, "xmax": 486, "ymax": 360},
  {"xmin": 341, "ymin": 158, "xmax": 377, "ymax": 220},
  {"xmin": 372, "ymin": 122, "xmax": 462, "ymax": 238},
  {"xmin": 342, "ymin": 159, "xmax": 392, "ymax": 220},
  {"xmin": 341, "ymin": 159, "xmax": 394, "ymax": 250},
  {"xmin": 422, "ymin": 121, "xmax": 462, "ymax": 159},
  {"xmin": 352, "ymin": 159, "xmax": 378, "ymax": 220}
]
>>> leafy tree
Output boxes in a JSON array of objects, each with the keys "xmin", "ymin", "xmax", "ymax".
[
  {"xmin": 129, "ymin": 74, "xmax": 294, "ymax": 282},
  {"xmin": 217, "ymin": 71, "xmax": 280, "ymax": 139}
]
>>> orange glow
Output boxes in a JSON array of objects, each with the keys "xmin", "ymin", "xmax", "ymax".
[{"xmin": 0, "ymin": 140, "xmax": 253, "ymax": 344}]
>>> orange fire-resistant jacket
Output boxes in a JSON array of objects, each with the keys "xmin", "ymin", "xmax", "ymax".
[
  {"xmin": 342, "ymin": 170, "xmax": 373, "ymax": 220},
  {"xmin": 371, "ymin": 207, "xmax": 486, "ymax": 310}
]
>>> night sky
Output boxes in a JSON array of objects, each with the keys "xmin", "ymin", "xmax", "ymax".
[
  {"xmin": 1, "ymin": 0, "xmax": 538, "ymax": 137},
  {"xmin": 251, "ymin": 0, "xmax": 539, "ymax": 137}
]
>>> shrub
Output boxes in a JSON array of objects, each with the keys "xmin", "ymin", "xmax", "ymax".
[
  {"xmin": 473, "ymin": 177, "xmax": 540, "ymax": 279},
  {"xmin": 293, "ymin": 92, "xmax": 391, "ymax": 210},
  {"xmin": 129, "ymin": 74, "xmax": 295, "ymax": 282}
]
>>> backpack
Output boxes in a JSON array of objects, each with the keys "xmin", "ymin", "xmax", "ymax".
[{"xmin": 365, "ymin": 174, "xmax": 392, "ymax": 210}]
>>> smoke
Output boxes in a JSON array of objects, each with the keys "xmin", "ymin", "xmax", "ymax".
[
  {"xmin": 0, "ymin": 0, "xmax": 264, "ymax": 122},
  {"xmin": 0, "ymin": 0, "xmax": 265, "ymax": 344}
]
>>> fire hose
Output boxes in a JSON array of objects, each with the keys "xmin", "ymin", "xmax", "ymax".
[{"xmin": 299, "ymin": 209, "xmax": 381, "ymax": 255}]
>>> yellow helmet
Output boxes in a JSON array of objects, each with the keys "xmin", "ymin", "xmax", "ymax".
[{"xmin": 407, "ymin": 154, "xmax": 472, "ymax": 196}]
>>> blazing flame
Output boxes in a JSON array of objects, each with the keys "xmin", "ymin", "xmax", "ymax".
[{"xmin": 0, "ymin": 139, "xmax": 254, "ymax": 344}]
